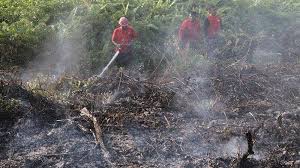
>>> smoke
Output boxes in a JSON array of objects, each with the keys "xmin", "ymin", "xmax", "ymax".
[
  {"xmin": 192, "ymin": 98, "xmax": 219, "ymax": 119},
  {"xmin": 220, "ymin": 136, "xmax": 248, "ymax": 157},
  {"xmin": 12, "ymin": 2, "xmax": 297, "ymax": 166},
  {"xmin": 21, "ymin": 7, "xmax": 86, "ymax": 82},
  {"xmin": 253, "ymin": 48, "xmax": 282, "ymax": 65},
  {"xmin": 250, "ymin": 14, "xmax": 284, "ymax": 65}
]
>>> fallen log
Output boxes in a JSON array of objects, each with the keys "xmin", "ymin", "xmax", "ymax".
[{"xmin": 80, "ymin": 107, "xmax": 114, "ymax": 167}]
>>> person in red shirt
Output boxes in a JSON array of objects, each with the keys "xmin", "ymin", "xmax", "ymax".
[
  {"xmin": 112, "ymin": 17, "xmax": 137, "ymax": 67},
  {"xmin": 178, "ymin": 11, "xmax": 201, "ymax": 50},
  {"xmin": 204, "ymin": 6, "xmax": 222, "ymax": 58}
]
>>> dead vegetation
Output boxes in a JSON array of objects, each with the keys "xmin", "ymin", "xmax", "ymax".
[
  {"xmin": 210, "ymin": 63, "xmax": 300, "ymax": 112},
  {"xmin": 1, "ymin": 60, "xmax": 299, "ymax": 167},
  {"xmin": 1, "ymin": 31, "xmax": 300, "ymax": 167}
]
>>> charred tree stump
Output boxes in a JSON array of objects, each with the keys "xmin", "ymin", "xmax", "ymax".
[{"xmin": 239, "ymin": 131, "xmax": 254, "ymax": 168}]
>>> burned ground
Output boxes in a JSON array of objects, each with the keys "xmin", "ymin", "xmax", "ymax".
[{"xmin": 0, "ymin": 62, "xmax": 299, "ymax": 168}]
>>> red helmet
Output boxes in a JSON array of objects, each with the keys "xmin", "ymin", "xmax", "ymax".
[{"xmin": 118, "ymin": 17, "xmax": 129, "ymax": 26}]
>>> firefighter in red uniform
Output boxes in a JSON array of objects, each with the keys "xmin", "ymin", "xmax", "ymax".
[
  {"xmin": 178, "ymin": 10, "xmax": 201, "ymax": 51},
  {"xmin": 204, "ymin": 6, "xmax": 222, "ymax": 58},
  {"xmin": 112, "ymin": 17, "xmax": 137, "ymax": 68}
]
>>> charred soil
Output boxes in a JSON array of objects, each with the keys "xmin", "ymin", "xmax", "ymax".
[{"xmin": 0, "ymin": 63, "xmax": 300, "ymax": 168}]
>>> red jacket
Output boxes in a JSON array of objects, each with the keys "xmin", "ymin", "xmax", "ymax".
[
  {"xmin": 112, "ymin": 26, "xmax": 137, "ymax": 53},
  {"xmin": 205, "ymin": 15, "xmax": 221, "ymax": 38},
  {"xmin": 178, "ymin": 18, "xmax": 201, "ymax": 43}
]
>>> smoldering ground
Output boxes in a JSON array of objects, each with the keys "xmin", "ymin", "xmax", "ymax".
[{"xmin": 2, "ymin": 1, "xmax": 300, "ymax": 168}]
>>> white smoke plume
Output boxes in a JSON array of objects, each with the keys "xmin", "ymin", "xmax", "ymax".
[{"xmin": 21, "ymin": 7, "xmax": 86, "ymax": 82}]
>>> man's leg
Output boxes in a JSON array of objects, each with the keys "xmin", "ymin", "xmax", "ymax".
[{"xmin": 118, "ymin": 52, "xmax": 134, "ymax": 76}]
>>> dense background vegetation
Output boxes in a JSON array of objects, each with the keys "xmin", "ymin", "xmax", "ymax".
[{"xmin": 0, "ymin": 0, "xmax": 299, "ymax": 70}]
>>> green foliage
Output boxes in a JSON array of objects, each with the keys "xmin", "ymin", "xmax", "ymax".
[
  {"xmin": 0, "ymin": 0, "xmax": 79, "ymax": 67},
  {"xmin": 0, "ymin": 0, "xmax": 299, "ymax": 70}
]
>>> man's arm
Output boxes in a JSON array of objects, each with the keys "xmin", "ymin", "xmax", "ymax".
[{"xmin": 112, "ymin": 29, "xmax": 121, "ymax": 48}]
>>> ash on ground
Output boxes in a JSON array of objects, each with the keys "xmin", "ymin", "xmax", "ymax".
[{"xmin": 1, "ymin": 63, "xmax": 300, "ymax": 168}]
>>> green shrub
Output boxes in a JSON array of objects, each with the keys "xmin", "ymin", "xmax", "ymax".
[
  {"xmin": 0, "ymin": 0, "xmax": 298, "ymax": 69},
  {"xmin": 0, "ymin": 0, "xmax": 79, "ymax": 68}
]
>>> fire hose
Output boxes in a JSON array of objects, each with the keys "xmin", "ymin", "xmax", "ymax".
[{"xmin": 97, "ymin": 50, "xmax": 120, "ymax": 77}]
